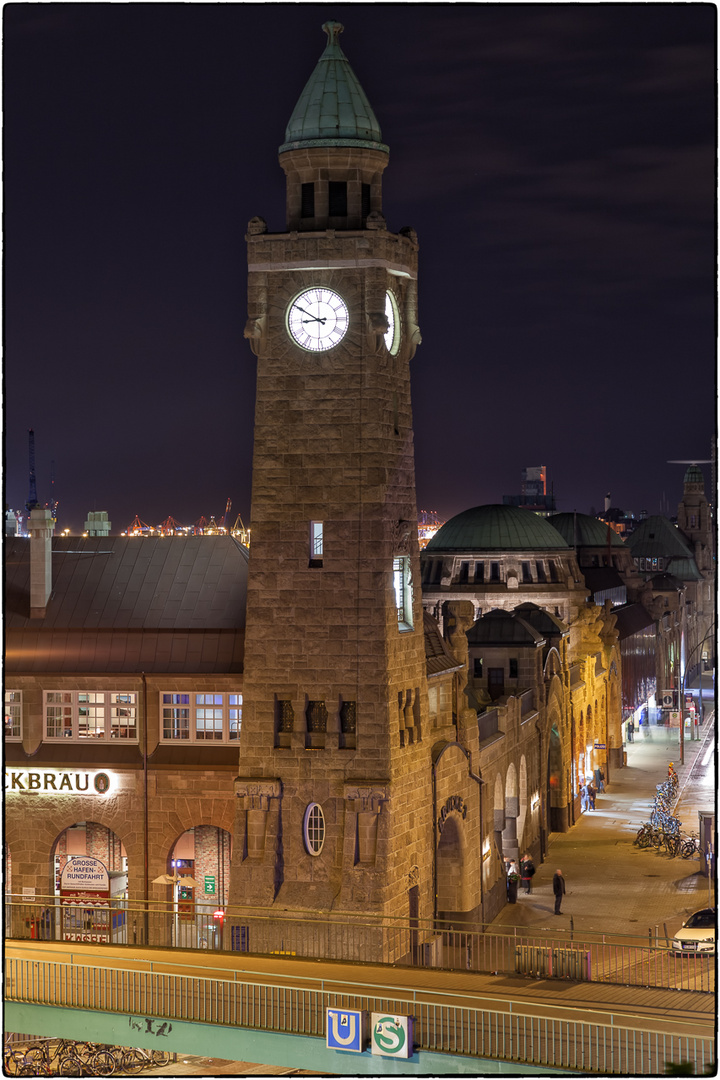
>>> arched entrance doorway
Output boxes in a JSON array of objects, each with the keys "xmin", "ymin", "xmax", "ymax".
[
  {"xmin": 516, "ymin": 756, "xmax": 528, "ymax": 852},
  {"xmin": 51, "ymin": 822, "xmax": 128, "ymax": 943},
  {"xmin": 501, "ymin": 764, "xmax": 519, "ymax": 865},
  {"xmin": 547, "ymin": 725, "xmax": 566, "ymax": 832},
  {"xmin": 168, "ymin": 826, "xmax": 232, "ymax": 949},
  {"xmin": 436, "ymin": 814, "xmax": 467, "ymax": 922}
]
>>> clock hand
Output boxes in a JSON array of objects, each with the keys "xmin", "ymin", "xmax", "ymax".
[{"xmin": 302, "ymin": 316, "xmax": 326, "ymax": 324}]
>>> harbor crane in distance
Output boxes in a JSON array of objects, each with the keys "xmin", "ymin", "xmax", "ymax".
[{"xmin": 231, "ymin": 513, "xmax": 251, "ymax": 547}]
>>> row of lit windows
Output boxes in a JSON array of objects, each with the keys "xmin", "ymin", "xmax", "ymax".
[
  {"xmin": 635, "ymin": 557, "xmax": 666, "ymax": 572},
  {"xmin": 4, "ymin": 691, "xmax": 242, "ymax": 744}
]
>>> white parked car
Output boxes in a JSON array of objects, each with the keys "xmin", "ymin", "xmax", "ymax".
[{"xmin": 671, "ymin": 908, "xmax": 716, "ymax": 955}]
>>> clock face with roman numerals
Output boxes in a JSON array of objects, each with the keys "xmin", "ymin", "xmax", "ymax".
[
  {"xmin": 287, "ymin": 288, "xmax": 349, "ymax": 352},
  {"xmin": 384, "ymin": 290, "xmax": 400, "ymax": 354}
]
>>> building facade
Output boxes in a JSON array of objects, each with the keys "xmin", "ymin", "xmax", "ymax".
[
  {"xmin": 420, "ymin": 504, "xmax": 624, "ymax": 841},
  {"xmin": 5, "ymin": 531, "xmax": 247, "ymax": 947}
]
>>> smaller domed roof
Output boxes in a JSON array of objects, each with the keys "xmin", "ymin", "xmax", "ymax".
[
  {"xmin": 548, "ymin": 513, "xmax": 624, "ymax": 548},
  {"xmin": 466, "ymin": 608, "xmax": 546, "ymax": 647},
  {"xmin": 425, "ymin": 504, "xmax": 569, "ymax": 553},
  {"xmin": 280, "ymin": 23, "xmax": 388, "ymax": 154},
  {"xmin": 684, "ymin": 464, "xmax": 705, "ymax": 489}
]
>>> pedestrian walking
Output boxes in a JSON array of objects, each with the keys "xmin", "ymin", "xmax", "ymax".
[
  {"xmin": 553, "ymin": 869, "xmax": 565, "ymax": 915},
  {"xmin": 520, "ymin": 853, "xmax": 535, "ymax": 894},
  {"xmin": 586, "ymin": 781, "xmax": 596, "ymax": 810},
  {"xmin": 593, "ymin": 766, "xmax": 605, "ymax": 793},
  {"xmin": 507, "ymin": 860, "xmax": 519, "ymax": 904},
  {"xmin": 627, "ymin": 719, "xmax": 634, "ymax": 742},
  {"xmin": 580, "ymin": 782, "xmax": 588, "ymax": 812}
]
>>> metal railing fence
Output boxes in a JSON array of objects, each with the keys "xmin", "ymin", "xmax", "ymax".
[
  {"xmin": 5, "ymin": 897, "xmax": 714, "ymax": 994},
  {"xmin": 5, "ymin": 954, "xmax": 714, "ymax": 1075}
]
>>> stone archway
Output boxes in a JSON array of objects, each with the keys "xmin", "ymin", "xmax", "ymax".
[
  {"xmin": 50, "ymin": 821, "xmax": 128, "ymax": 943},
  {"xmin": 436, "ymin": 814, "xmax": 468, "ymax": 922},
  {"xmin": 167, "ymin": 826, "xmax": 233, "ymax": 949},
  {"xmin": 501, "ymin": 764, "xmax": 519, "ymax": 865},
  {"xmin": 547, "ymin": 725, "xmax": 565, "ymax": 832},
  {"xmin": 516, "ymin": 756, "xmax": 528, "ymax": 851}
]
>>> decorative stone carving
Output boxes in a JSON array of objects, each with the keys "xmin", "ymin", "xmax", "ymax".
[
  {"xmin": 365, "ymin": 210, "xmax": 386, "ymax": 231},
  {"xmin": 247, "ymin": 216, "xmax": 268, "ymax": 235},
  {"xmin": 243, "ymin": 315, "xmax": 266, "ymax": 357},
  {"xmin": 408, "ymin": 865, "xmax": 420, "ymax": 888},
  {"xmin": 392, "ymin": 518, "xmax": 413, "ymax": 554},
  {"xmin": 368, "ymin": 310, "xmax": 390, "ymax": 354},
  {"xmin": 344, "ymin": 784, "xmax": 389, "ymax": 813},
  {"xmin": 234, "ymin": 778, "xmax": 282, "ymax": 810}
]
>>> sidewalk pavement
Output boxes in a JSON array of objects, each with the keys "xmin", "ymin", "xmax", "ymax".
[{"xmin": 489, "ymin": 715, "xmax": 716, "ymax": 941}]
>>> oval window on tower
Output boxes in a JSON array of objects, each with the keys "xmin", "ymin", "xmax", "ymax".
[{"xmin": 303, "ymin": 802, "xmax": 326, "ymax": 856}]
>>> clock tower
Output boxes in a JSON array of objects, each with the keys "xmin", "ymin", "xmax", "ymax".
[{"xmin": 230, "ymin": 22, "xmax": 433, "ymax": 952}]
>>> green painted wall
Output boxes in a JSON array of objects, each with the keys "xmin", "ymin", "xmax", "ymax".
[{"xmin": 5, "ymin": 1003, "xmax": 572, "ymax": 1075}]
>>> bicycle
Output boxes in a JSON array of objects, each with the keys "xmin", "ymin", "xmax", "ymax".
[
  {"xmin": 680, "ymin": 833, "xmax": 699, "ymax": 859},
  {"xmin": 3, "ymin": 1047, "xmax": 27, "ymax": 1076}
]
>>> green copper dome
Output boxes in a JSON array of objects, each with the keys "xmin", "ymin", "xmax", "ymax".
[
  {"xmin": 684, "ymin": 464, "xmax": 705, "ymax": 487},
  {"xmin": 425, "ymin": 505, "xmax": 570, "ymax": 552},
  {"xmin": 280, "ymin": 22, "xmax": 388, "ymax": 154},
  {"xmin": 548, "ymin": 513, "xmax": 624, "ymax": 547}
]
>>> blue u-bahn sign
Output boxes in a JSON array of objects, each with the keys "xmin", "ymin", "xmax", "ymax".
[{"xmin": 326, "ymin": 1008, "xmax": 365, "ymax": 1052}]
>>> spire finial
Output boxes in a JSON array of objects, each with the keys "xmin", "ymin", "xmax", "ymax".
[{"xmin": 322, "ymin": 21, "xmax": 344, "ymax": 48}]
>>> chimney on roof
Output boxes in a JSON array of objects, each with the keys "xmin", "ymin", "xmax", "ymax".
[{"xmin": 28, "ymin": 507, "xmax": 55, "ymax": 617}]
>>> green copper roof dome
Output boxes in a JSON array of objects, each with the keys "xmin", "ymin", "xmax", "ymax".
[
  {"xmin": 280, "ymin": 22, "xmax": 388, "ymax": 154},
  {"xmin": 425, "ymin": 505, "xmax": 570, "ymax": 552},
  {"xmin": 684, "ymin": 464, "xmax": 705, "ymax": 487},
  {"xmin": 548, "ymin": 513, "xmax": 625, "ymax": 547}
]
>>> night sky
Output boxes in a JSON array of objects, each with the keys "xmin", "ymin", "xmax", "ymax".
[{"xmin": 4, "ymin": 3, "xmax": 716, "ymax": 535}]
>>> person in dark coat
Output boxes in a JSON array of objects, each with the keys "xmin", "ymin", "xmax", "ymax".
[
  {"xmin": 520, "ymin": 853, "xmax": 535, "ymax": 894},
  {"xmin": 553, "ymin": 869, "xmax": 565, "ymax": 914},
  {"xmin": 593, "ymin": 766, "xmax": 605, "ymax": 793},
  {"xmin": 586, "ymin": 781, "xmax": 596, "ymax": 810}
]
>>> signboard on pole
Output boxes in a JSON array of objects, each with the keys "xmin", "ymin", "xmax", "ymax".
[{"xmin": 60, "ymin": 856, "xmax": 110, "ymax": 943}]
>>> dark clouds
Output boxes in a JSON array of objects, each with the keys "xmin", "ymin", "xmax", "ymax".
[{"xmin": 4, "ymin": 3, "xmax": 715, "ymax": 533}]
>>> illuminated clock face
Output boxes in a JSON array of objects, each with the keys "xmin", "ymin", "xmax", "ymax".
[
  {"xmin": 384, "ymin": 290, "xmax": 400, "ymax": 354},
  {"xmin": 287, "ymin": 288, "xmax": 349, "ymax": 352}
]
